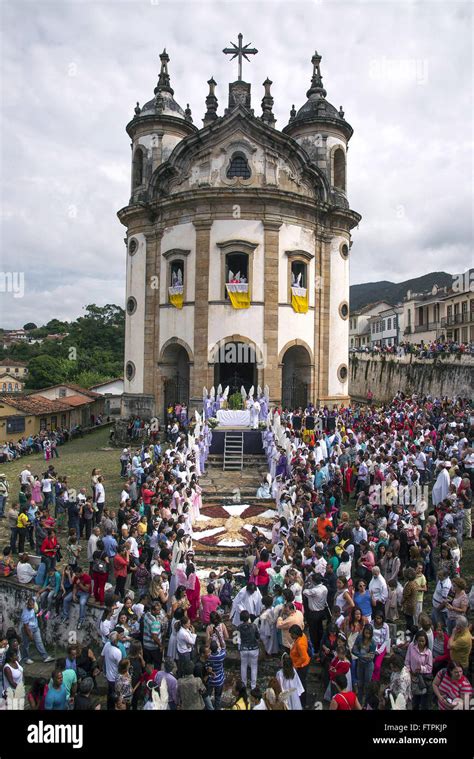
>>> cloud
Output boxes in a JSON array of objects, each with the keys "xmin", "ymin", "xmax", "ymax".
[{"xmin": 0, "ymin": 0, "xmax": 472, "ymax": 326}]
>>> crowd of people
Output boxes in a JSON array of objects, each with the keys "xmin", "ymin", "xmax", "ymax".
[
  {"xmin": 351, "ymin": 339, "xmax": 473, "ymax": 358},
  {"xmin": 0, "ymin": 417, "xmax": 109, "ymax": 464},
  {"xmin": 0, "ymin": 429, "xmax": 71, "ymax": 463},
  {"xmin": 0, "ymin": 392, "xmax": 472, "ymax": 712}
]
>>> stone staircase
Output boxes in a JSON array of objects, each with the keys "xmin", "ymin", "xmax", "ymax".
[{"xmin": 223, "ymin": 431, "xmax": 244, "ymax": 471}]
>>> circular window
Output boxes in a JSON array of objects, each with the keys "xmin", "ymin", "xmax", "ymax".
[
  {"xmin": 126, "ymin": 297, "xmax": 137, "ymax": 315},
  {"xmin": 125, "ymin": 361, "xmax": 136, "ymax": 381},
  {"xmin": 339, "ymin": 302, "xmax": 349, "ymax": 320},
  {"xmin": 340, "ymin": 242, "xmax": 349, "ymax": 259},
  {"xmin": 128, "ymin": 238, "xmax": 138, "ymax": 256},
  {"xmin": 337, "ymin": 364, "xmax": 348, "ymax": 382}
]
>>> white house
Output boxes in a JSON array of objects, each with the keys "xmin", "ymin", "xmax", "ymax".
[
  {"xmin": 349, "ymin": 301, "xmax": 393, "ymax": 348},
  {"xmin": 368, "ymin": 305, "xmax": 403, "ymax": 347},
  {"xmin": 89, "ymin": 378, "xmax": 124, "ymax": 416}
]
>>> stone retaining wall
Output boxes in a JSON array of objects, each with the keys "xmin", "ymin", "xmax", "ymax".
[
  {"xmin": 349, "ymin": 353, "xmax": 474, "ymax": 403},
  {"xmin": 0, "ymin": 577, "xmax": 103, "ymax": 649}
]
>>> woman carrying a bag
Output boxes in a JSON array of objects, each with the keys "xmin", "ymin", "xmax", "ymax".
[{"xmin": 405, "ymin": 630, "xmax": 433, "ymax": 710}]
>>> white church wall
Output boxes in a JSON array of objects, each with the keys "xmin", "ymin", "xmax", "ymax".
[
  {"xmin": 134, "ymin": 133, "xmax": 183, "ymax": 163},
  {"xmin": 207, "ymin": 304, "xmax": 264, "ymax": 357},
  {"xmin": 160, "ymin": 222, "xmax": 196, "ymax": 304},
  {"xmin": 209, "ymin": 219, "xmax": 264, "ymax": 302},
  {"xmin": 124, "ymin": 233, "xmax": 147, "ymax": 394},
  {"xmin": 327, "ymin": 235, "xmax": 350, "ymax": 397},
  {"xmin": 278, "ymin": 307, "xmax": 314, "ymax": 358},
  {"xmin": 158, "ymin": 305, "xmax": 195, "ymax": 356},
  {"xmin": 278, "ymin": 223, "xmax": 316, "ymax": 306},
  {"xmin": 161, "ymin": 134, "xmax": 183, "ymax": 163},
  {"xmin": 326, "ymin": 135, "xmax": 346, "ymax": 152}
]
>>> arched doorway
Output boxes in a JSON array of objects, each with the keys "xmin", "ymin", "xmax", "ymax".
[
  {"xmin": 212, "ymin": 340, "xmax": 257, "ymax": 395},
  {"xmin": 160, "ymin": 342, "xmax": 190, "ymax": 416},
  {"xmin": 281, "ymin": 344, "xmax": 311, "ymax": 409}
]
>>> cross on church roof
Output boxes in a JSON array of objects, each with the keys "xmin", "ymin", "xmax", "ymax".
[{"xmin": 223, "ymin": 33, "xmax": 258, "ymax": 81}]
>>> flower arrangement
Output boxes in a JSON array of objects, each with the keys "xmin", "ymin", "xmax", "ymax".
[
  {"xmin": 207, "ymin": 417, "xmax": 219, "ymax": 428},
  {"xmin": 228, "ymin": 392, "xmax": 244, "ymax": 410}
]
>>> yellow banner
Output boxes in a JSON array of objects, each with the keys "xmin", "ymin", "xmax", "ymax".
[
  {"xmin": 291, "ymin": 287, "xmax": 308, "ymax": 313},
  {"xmin": 226, "ymin": 284, "xmax": 251, "ymax": 309},
  {"xmin": 169, "ymin": 292, "xmax": 184, "ymax": 309},
  {"xmin": 169, "ymin": 285, "xmax": 184, "ymax": 309}
]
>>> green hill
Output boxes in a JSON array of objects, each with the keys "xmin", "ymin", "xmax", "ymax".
[{"xmin": 349, "ymin": 271, "xmax": 454, "ymax": 312}]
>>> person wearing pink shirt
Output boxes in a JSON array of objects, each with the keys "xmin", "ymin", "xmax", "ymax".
[
  {"xmin": 405, "ymin": 630, "xmax": 433, "ymax": 710},
  {"xmin": 200, "ymin": 584, "xmax": 221, "ymax": 625}
]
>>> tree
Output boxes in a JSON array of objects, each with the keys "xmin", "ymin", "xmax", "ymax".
[
  {"xmin": 73, "ymin": 370, "xmax": 115, "ymax": 389},
  {"xmin": 45, "ymin": 319, "xmax": 69, "ymax": 334},
  {"xmin": 26, "ymin": 355, "xmax": 67, "ymax": 389},
  {"xmin": 4, "ymin": 304, "xmax": 125, "ymax": 390},
  {"xmin": 23, "ymin": 322, "xmax": 37, "ymax": 331}
]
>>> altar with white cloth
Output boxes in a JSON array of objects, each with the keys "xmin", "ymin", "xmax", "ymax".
[{"xmin": 216, "ymin": 409, "xmax": 251, "ymax": 427}]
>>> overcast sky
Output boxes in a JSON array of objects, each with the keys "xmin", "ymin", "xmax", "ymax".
[{"xmin": 0, "ymin": 0, "xmax": 472, "ymax": 327}]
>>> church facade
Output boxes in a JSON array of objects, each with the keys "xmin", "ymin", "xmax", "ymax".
[{"xmin": 118, "ymin": 40, "xmax": 361, "ymax": 419}]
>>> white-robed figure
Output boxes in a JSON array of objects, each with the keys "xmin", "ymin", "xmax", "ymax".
[
  {"xmin": 251, "ymin": 400, "xmax": 261, "ymax": 429},
  {"xmin": 257, "ymin": 385, "xmax": 269, "ymax": 422},
  {"xmin": 432, "ymin": 461, "xmax": 452, "ymax": 506},
  {"xmin": 256, "ymin": 474, "xmax": 272, "ymax": 499},
  {"xmin": 314, "ymin": 440, "xmax": 325, "ymax": 465},
  {"xmin": 257, "ymin": 600, "xmax": 280, "ymax": 655},
  {"xmin": 319, "ymin": 436, "xmax": 329, "ymax": 460},
  {"xmin": 276, "ymin": 659, "xmax": 304, "ymax": 711},
  {"xmin": 230, "ymin": 583, "xmax": 263, "ymax": 627}
]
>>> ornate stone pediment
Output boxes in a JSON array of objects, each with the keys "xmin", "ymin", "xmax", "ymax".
[{"xmin": 149, "ymin": 107, "xmax": 330, "ymax": 202}]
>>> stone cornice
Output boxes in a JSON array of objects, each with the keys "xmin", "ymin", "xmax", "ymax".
[
  {"xmin": 285, "ymin": 249, "xmax": 314, "ymax": 262},
  {"xmin": 262, "ymin": 219, "xmax": 282, "ymax": 232},
  {"xmin": 162, "ymin": 247, "xmax": 191, "ymax": 260},
  {"xmin": 117, "ymin": 191, "xmax": 361, "ymax": 236},
  {"xmin": 216, "ymin": 239, "xmax": 259, "ymax": 255},
  {"xmin": 192, "ymin": 219, "xmax": 213, "ymax": 230},
  {"xmin": 126, "ymin": 114, "xmax": 198, "ymax": 140}
]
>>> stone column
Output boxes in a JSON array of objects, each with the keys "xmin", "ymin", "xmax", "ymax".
[
  {"xmin": 190, "ymin": 218, "xmax": 213, "ymax": 408},
  {"xmin": 263, "ymin": 219, "xmax": 282, "ymax": 404},
  {"xmin": 143, "ymin": 228, "xmax": 163, "ymax": 416},
  {"xmin": 315, "ymin": 232, "xmax": 332, "ymax": 404}
]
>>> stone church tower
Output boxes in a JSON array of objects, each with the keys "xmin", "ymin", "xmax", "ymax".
[{"xmin": 118, "ymin": 41, "xmax": 361, "ymax": 419}]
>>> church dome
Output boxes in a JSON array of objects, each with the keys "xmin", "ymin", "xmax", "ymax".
[
  {"xmin": 140, "ymin": 90, "xmax": 186, "ymax": 119},
  {"xmin": 284, "ymin": 51, "xmax": 353, "ymax": 140},
  {"xmin": 133, "ymin": 49, "xmax": 190, "ymax": 124}
]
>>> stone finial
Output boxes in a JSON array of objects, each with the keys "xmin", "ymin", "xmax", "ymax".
[
  {"xmin": 154, "ymin": 48, "xmax": 174, "ymax": 96},
  {"xmin": 134, "ymin": 101, "xmax": 141, "ymax": 116},
  {"xmin": 339, "ymin": 105, "xmax": 345, "ymax": 118},
  {"xmin": 306, "ymin": 50, "xmax": 327, "ymax": 99},
  {"xmin": 203, "ymin": 76, "xmax": 218, "ymax": 125},
  {"xmin": 261, "ymin": 77, "xmax": 276, "ymax": 126},
  {"xmin": 184, "ymin": 104, "xmax": 193, "ymax": 123},
  {"xmin": 289, "ymin": 104, "xmax": 296, "ymax": 122}
]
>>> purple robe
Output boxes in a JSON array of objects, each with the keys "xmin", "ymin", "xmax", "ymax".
[{"xmin": 276, "ymin": 452, "xmax": 289, "ymax": 479}]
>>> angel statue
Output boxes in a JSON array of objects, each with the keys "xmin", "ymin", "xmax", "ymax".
[
  {"xmin": 202, "ymin": 387, "xmax": 213, "ymax": 420},
  {"xmin": 291, "ymin": 271, "xmax": 303, "ymax": 287},
  {"xmin": 222, "ymin": 385, "xmax": 230, "ymax": 408}
]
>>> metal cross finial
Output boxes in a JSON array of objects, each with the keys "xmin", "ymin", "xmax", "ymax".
[{"xmin": 223, "ymin": 33, "xmax": 258, "ymax": 81}]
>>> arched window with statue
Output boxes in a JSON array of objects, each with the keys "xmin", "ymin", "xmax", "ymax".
[{"xmin": 216, "ymin": 240, "xmax": 258, "ymax": 309}]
